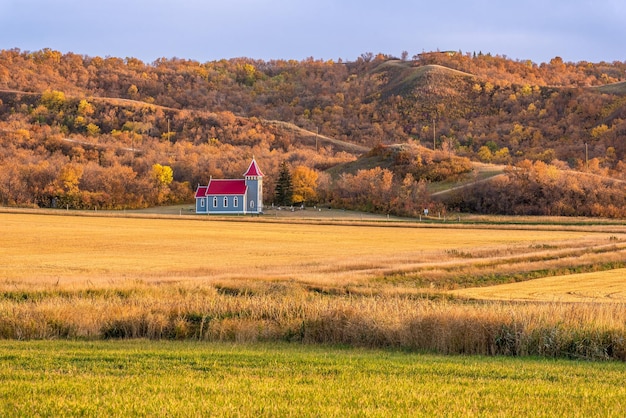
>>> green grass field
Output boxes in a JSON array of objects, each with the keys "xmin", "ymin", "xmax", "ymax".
[{"xmin": 1, "ymin": 340, "xmax": 625, "ymax": 417}]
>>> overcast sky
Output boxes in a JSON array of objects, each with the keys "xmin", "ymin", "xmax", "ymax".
[{"xmin": 1, "ymin": 0, "xmax": 624, "ymax": 64}]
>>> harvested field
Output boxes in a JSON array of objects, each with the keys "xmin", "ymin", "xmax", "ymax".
[
  {"xmin": 2, "ymin": 211, "xmax": 624, "ymax": 292},
  {"xmin": 452, "ymin": 268, "xmax": 626, "ymax": 303}
]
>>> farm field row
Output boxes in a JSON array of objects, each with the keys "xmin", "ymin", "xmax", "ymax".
[{"xmin": 1, "ymin": 340, "xmax": 625, "ymax": 416}]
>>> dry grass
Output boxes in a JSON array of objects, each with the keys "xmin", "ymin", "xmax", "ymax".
[{"xmin": 1, "ymin": 280, "xmax": 624, "ymax": 359}]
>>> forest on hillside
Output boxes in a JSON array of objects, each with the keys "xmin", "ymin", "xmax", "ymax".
[{"xmin": 0, "ymin": 48, "xmax": 625, "ymax": 216}]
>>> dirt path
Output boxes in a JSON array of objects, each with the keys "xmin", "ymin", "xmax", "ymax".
[
  {"xmin": 431, "ymin": 163, "xmax": 507, "ymax": 197},
  {"xmin": 431, "ymin": 173, "xmax": 506, "ymax": 196}
]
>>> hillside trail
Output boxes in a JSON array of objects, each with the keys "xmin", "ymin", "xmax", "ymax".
[
  {"xmin": 0, "ymin": 88, "xmax": 368, "ymax": 155},
  {"xmin": 264, "ymin": 120, "xmax": 370, "ymax": 154},
  {"xmin": 431, "ymin": 174, "xmax": 506, "ymax": 197},
  {"xmin": 431, "ymin": 164, "xmax": 626, "ymax": 197},
  {"xmin": 431, "ymin": 163, "xmax": 507, "ymax": 197}
]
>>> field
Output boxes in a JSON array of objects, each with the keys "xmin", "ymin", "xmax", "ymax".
[
  {"xmin": 2, "ymin": 210, "xmax": 626, "ymax": 356},
  {"xmin": 453, "ymin": 268, "xmax": 626, "ymax": 302},
  {"xmin": 2, "ymin": 210, "xmax": 626, "ymax": 414},
  {"xmin": 1, "ymin": 341, "xmax": 625, "ymax": 416},
  {"xmin": 3, "ymin": 210, "xmax": 626, "ymax": 291}
]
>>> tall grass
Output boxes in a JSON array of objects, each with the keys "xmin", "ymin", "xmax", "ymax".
[{"xmin": 1, "ymin": 282, "xmax": 624, "ymax": 360}]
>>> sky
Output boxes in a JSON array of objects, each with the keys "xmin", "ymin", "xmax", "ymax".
[{"xmin": 1, "ymin": 0, "xmax": 625, "ymax": 65}]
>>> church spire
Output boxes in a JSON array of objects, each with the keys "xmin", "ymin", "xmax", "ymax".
[{"xmin": 244, "ymin": 157, "xmax": 264, "ymax": 177}]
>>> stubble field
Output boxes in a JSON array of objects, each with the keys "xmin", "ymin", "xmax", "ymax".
[{"xmin": 3, "ymin": 210, "xmax": 626, "ymax": 294}]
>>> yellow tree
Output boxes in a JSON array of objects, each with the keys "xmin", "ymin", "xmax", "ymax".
[
  {"xmin": 86, "ymin": 123, "xmax": 100, "ymax": 137},
  {"xmin": 77, "ymin": 99, "xmax": 94, "ymax": 117},
  {"xmin": 58, "ymin": 163, "xmax": 83, "ymax": 194},
  {"xmin": 40, "ymin": 90, "xmax": 66, "ymax": 111},
  {"xmin": 57, "ymin": 163, "xmax": 83, "ymax": 208},
  {"xmin": 477, "ymin": 145, "xmax": 493, "ymax": 162},
  {"xmin": 291, "ymin": 165, "xmax": 318, "ymax": 204},
  {"xmin": 151, "ymin": 164, "xmax": 174, "ymax": 204}
]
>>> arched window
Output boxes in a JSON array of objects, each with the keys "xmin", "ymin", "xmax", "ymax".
[
  {"xmin": 224, "ymin": 196, "xmax": 228, "ymax": 207},
  {"xmin": 213, "ymin": 197, "xmax": 217, "ymax": 207},
  {"xmin": 249, "ymin": 200, "xmax": 255, "ymax": 209},
  {"xmin": 234, "ymin": 196, "xmax": 238, "ymax": 207},
  {"xmin": 200, "ymin": 199, "xmax": 205, "ymax": 208}
]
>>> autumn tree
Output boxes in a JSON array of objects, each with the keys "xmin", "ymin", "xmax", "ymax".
[
  {"xmin": 477, "ymin": 146, "xmax": 493, "ymax": 162},
  {"xmin": 40, "ymin": 90, "xmax": 66, "ymax": 111},
  {"xmin": 151, "ymin": 163, "xmax": 173, "ymax": 204},
  {"xmin": 335, "ymin": 167, "xmax": 394, "ymax": 212},
  {"xmin": 56, "ymin": 163, "xmax": 83, "ymax": 208},
  {"xmin": 391, "ymin": 173, "xmax": 430, "ymax": 217},
  {"xmin": 77, "ymin": 99, "xmax": 94, "ymax": 117},
  {"xmin": 291, "ymin": 165, "xmax": 318, "ymax": 205},
  {"xmin": 0, "ymin": 161, "xmax": 24, "ymax": 205}
]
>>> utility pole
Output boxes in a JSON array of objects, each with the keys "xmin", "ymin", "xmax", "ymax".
[
  {"xmin": 585, "ymin": 142, "xmax": 589, "ymax": 170},
  {"xmin": 131, "ymin": 117, "xmax": 135, "ymax": 161},
  {"xmin": 433, "ymin": 118, "xmax": 436, "ymax": 150},
  {"xmin": 315, "ymin": 126, "xmax": 319, "ymax": 152}
]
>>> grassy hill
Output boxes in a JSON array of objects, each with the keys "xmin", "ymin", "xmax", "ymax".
[
  {"xmin": 592, "ymin": 81, "xmax": 626, "ymax": 95},
  {"xmin": 372, "ymin": 60, "xmax": 475, "ymax": 98}
]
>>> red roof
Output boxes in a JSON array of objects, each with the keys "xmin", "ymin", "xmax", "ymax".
[
  {"xmin": 244, "ymin": 159, "xmax": 264, "ymax": 177},
  {"xmin": 206, "ymin": 179, "xmax": 247, "ymax": 195},
  {"xmin": 194, "ymin": 186, "xmax": 208, "ymax": 198}
]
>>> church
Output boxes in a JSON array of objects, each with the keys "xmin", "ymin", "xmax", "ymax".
[{"xmin": 194, "ymin": 158, "xmax": 264, "ymax": 215}]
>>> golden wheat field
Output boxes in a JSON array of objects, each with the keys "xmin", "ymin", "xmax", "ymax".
[{"xmin": 1, "ymin": 210, "xmax": 625, "ymax": 300}]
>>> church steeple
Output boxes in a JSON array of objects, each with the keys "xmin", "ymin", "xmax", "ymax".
[
  {"xmin": 244, "ymin": 157, "xmax": 263, "ymax": 213},
  {"xmin": 244, "ymin": 157, "xmax": 264, "ymax": 178}
]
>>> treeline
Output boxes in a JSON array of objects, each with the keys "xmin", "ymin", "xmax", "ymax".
[
  {"xmin": 322, "ymin": 144, "xmax": 470, "ymax": 216},
  {"xmin": 447, "ymin": 160, "xmax": 626, "ymax": 217},
  {"xmin": 268, "ymin": 144, "xmax": 459, "ymax": 217},
  {"xmin": 1, "ymin": 48, "xmax": 626, "ymax": 214},
  {"xmin": 415, "ymin": 51, "xmax": 626, "ymax": 87}
]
